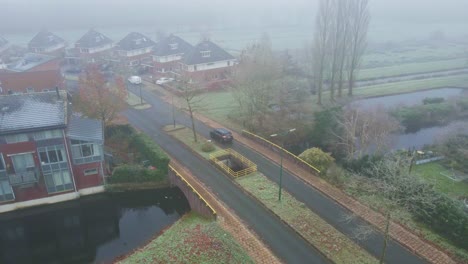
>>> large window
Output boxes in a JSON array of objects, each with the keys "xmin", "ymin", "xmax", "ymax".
[
  {"xmin": 200, "ymin": 50, "xmax": 211, "ymax": 57},
  {"xmin": 39, "ymin": 146, "xmax": 65, "ymax": 164},
  {"xmin": 0, "ymin": 154, "xmax": 5, "ymax": 171},
  {"xmin": 5, "ymin": 134, "xmax": 28, "ymax": 144},
  {"xmin": 11, "ymin": 153, "xmax": 35, "ymax": 172},
  {"xmin": 44, "ymin": 170, "xmax": 73, "ymax": 194},
  {"xmin": 34, "ymin": 129, "xmax": 62, "ymax": 141},
  {"xmin": 0, "ymin": 179, "xmax": 14, "ymax": 202},
  {"xmin": 71, "ymin": 140, "xmax": 102, "ymax": 165}
]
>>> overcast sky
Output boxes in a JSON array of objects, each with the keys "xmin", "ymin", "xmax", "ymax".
[{"xmin": 1, "ymin": 0, "xmax": 467, "ymax": 40}]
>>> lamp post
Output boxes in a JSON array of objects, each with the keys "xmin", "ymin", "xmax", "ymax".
[{"xmin": 270, "ymin": 128, "xmax": 296, "ymax": 202}]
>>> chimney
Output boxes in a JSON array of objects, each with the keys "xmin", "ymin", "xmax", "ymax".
[{"xmin": 55, "ymin": 86, "xmax": 60, "ymax": 99}]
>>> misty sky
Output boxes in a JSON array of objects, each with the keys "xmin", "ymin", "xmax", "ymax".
[{"xmin": 1, "ymin": 0, "xmax": 467, "ymax": 47}]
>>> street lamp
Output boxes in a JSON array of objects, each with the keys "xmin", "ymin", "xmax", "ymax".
[{"xmin": 270, "ymin": 128, "xmax": 296, "ymax": 202}]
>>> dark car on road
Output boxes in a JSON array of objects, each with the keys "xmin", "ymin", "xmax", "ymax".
[{"xmin": 210, "ymin": 128, "xmax": 233, "ymax": 143}]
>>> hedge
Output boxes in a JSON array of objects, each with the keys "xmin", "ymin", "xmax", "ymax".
[
  {"xmin": 109, "ymin": 165, "xmax": 166, "ymax": 183},
  {"xmin": 130, "ymin": 133, "xmax": 170, "ymax": 175}
]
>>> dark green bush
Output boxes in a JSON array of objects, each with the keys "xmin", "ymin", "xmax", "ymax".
[
  {"xmin": 105, "ymin": 124, "xmax": 136, "ymax": 139},
  {"xmin": 201, "ymin": 142, "xmax": 215, "ymax": 152},
  {"xmin": 131, "ymin": 133, "xmax": 170, "ymax": 175},
  {"xmin": 342, "ymin": 155, "xmax": 383, "ymax": 175},
  {"xmin": 423, "ymin": 97, "xmax": 444, "ymax": 105},
  {"xmin": 109, "ymin": 165, "xmax": 166, "ymax": 183},
  {"xmin": 391, "ymin": 102, "xmax": 455, "ymax": 132}
]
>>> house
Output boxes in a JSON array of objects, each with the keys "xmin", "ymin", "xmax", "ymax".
[
  {"xmin": 28, "ymin": 30, "xmax": 66, "ymax": 55},
  {"xmin": 0, "ymin": 91, "xmax": 105, "ymax": 212},
  {"xmin": 152, "ymin": 34, "xmax": 193, "ymax": 75},
  {"xmin": 115, "ymin": 32, "xmax": 156, "ymax": 68},
  {"xmin": 181, "ymin": 40, "xmax": 236, "ymax": 83},
  {"xmin": 0, "ymin": 53, "xmax": 63, "ymax": 94},
  {"xmin": 67, "ymin": 29, "xmax": 113, "ymax": 64}
]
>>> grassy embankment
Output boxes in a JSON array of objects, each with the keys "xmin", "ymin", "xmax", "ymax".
[
  {"xmin": 166, "ymin": 126, "xmax": 378, "ymax": 264},
  {"xmin": 119, "ymin": 212, "xmax": 253, "ymax": 264}
]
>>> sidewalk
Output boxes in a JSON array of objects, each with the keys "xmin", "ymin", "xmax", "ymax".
[
  {"xmin": 194, "ymin": 114, "xmax": 457, "ymax": 264},
  {"xmin": 170, "ymin": 159, "xmax": 282, "ymax": 264}
]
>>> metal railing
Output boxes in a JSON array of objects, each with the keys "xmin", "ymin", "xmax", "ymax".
[
  {"xmin": 242, "ymin": 130, "xmax": 321, "ymax": 174},
  {"xmin": 209, "ymin": 149, "xmax": 257, "ymax": 178},
  {"xmin": 8, "ymin": 168, "xmax": 39, "ymax": 186},
  {"xmin": 169, "ymin": 165, "xmax": 217, "ymax": 216}
]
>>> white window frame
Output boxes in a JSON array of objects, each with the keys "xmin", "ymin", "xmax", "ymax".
[
  {"xmin": 38, "ymin": 145, "xmax": 66, "ymax": 165},
  {"xmin": 200, "ymin": 50, "xmax": 211, "ymax": 57},
  {"xmin": 84, "ymin": 168, "xmax": 98, "ymax": 176},
  {"xmin": 0, "ymin": 179, "xmax": 14, "ymax": 202},
  {"xmin": 5, "ymin": 134, "xmax": 29, "ymax": 144},
  {"xmin": 34, "ymin": 129, "xmax": 62, "ymax": 141}
]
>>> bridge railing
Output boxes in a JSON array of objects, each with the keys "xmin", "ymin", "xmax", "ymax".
[{"xmin": 209, "ymin": 149, "xmax": 257, "ymax": 178}]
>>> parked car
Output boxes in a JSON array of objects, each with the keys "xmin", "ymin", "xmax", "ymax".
[
  {"xmin": 210, "ymin": 128, "xmax": 233, "ymax": 143},
  {"xmin": 156, "ymin": 77, "xmax": 174, "ymax": 85},
  {"xmin": 128, "ymin": 76, "xmax": 142, "ymax": 84}
]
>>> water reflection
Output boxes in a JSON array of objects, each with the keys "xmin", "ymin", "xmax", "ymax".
[{"xmin": 0, "ymin": 188, "xmax": 190, "ymax": 264}]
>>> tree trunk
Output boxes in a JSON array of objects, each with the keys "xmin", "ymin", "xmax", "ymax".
[{"xmin": 188, "ymin": 106, "xmax": 197, "ymax": 143}]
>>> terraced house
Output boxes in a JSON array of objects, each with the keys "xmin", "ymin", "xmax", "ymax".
[
  {"xmin": 114, "ymin": 32, "xmax": 156, "ymax": 68},
  {"xmin": 66, "ymin": 29, "xmax": 113, "ymax": 64},
  {"xmin": 0, "ymin": 91, "xmax": 105, "ymax": 213},
  {"xmin": 28, "ymin": 30, "xmax": 67, "ymax": 55},
  {"xmin": 152, "ymin": 34, "xmax": 193, "ymax": 75}
]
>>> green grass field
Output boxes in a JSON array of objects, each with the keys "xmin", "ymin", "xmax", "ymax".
[
  {"xmin": 119, "ymin": 213, "xmax": 253, "ymax": 264},
  {"xmin": 358, "ymin": 58, "xmax": 468, "ymax": 80},
  {"xmin": 413, "ymin": 162, "xmax": 468, "ymax": 199}
]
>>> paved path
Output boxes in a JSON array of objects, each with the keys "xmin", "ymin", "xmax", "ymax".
[
  {"xmin": 126, "ymin": 84, "xmax": 432, "ymax": 264},
  {"xmin": 125, "ymin": 105, "xmax": 329, "ymax": 263}
]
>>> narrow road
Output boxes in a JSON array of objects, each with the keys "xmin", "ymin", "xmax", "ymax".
[
  {"xmin": 126, "ymin": 84, "xmax": 427, "ymax": 264},
  {"xmin": 125, "ymin": 103, "xmax": 329, "ymax": 263}
]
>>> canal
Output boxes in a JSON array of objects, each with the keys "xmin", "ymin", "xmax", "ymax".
[{"xmin": 0, "ymin": 188, "xmax": 190, "ymax": 264}]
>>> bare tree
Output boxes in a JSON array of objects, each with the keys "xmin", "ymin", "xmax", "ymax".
[
  {"xmin": 230, "ymin": 35, "xmax": 281, "ymax": 130},
  {"xmin": 335, "ymin": 106, "xmax": 400, "ymax": 159},
  {"xmin": 347, "ymin": 0, "xmax": 370, "ymax": 96},
  {"xmin": 177, "ymin": 78, "xmax": 204, "ymax": 143},
  {"xmin": 344, "ymin": 157, "xmax": 437, "ymax": 264},
  {"xmin": 312, "ymin": 0, "xmax": 333, "ymax": 105}
]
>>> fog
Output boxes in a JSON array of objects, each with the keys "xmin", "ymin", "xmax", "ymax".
[{"xmin": 1, "ymin": 0, "xmax": 467, "ymax": 48}]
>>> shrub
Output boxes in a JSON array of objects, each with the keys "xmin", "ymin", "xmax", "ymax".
[
  {"xmin": 342, "ymin": 155, "xmax": 383, "ymax": 176},
  {"xmin": 131, "ymin": 133, "xmax": 170, "ymax": 175},
  {"xmin": 109, "ymin": 165, "xmax": 166, "ymax": 183},
  {"xmin": 201, "ymin": 142, "xmax": 215, "ymax": 152},
  {"xmin": 299, "ymin": 147, "xmax": 335, "ymax": 175},
  {"xmin": 423, "ymin": 97, "xmax": 444, "ymax": 105}
]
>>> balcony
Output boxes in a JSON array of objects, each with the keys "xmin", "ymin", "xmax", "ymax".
[{"xmin": 8, "ymin": 168, "xmax": 39, "ymax": 186}]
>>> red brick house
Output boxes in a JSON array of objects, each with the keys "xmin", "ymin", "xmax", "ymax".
[
  {"xmin": 0, "ymin": 91, "xmax": 105, "ymax": 213},
  {"xmin": 0, "ymin": 53, "xmax": 63, "ymax": 94},
  {"xmin": 114, "ymin": 32, "xmax": 156, "ymax": 68},
  {"xmin": 66, "ymin": 29, "xmax": 113, "ymax": 65},
  {"xmin": 152, "ymin": 34, "xmax": 193, "ymax": 76},
  {"xmin": 28, "ymin": 30, "xmax": 67, "ymax": 56},
  {"xmin": 181, "ymin": 40, "xmax": 236, "ymax": 84}
]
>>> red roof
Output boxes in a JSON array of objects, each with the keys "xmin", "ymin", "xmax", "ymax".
[{"xmin": 0, "ymin": 70, "xmax": 63, "ymax": 94}]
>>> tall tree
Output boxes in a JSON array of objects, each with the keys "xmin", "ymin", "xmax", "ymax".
[
  {"xmin": 178, "ymin": 78, "xmax": 204, "ymax": 143},
  {"xmin": 76, "ymin": 64, "xmax": 127, "ymax": 126},
  {"xmin": 347, "ymin": 0, "xmax": 370, "ymax": 96}
]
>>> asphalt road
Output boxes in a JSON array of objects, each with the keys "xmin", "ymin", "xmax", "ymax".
[{"xmin": 126, "ymin": 84, "xmax": 427, "ymax": 264}]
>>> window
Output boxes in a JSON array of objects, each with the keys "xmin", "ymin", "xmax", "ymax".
[
  {"xmin": 44, "ymin": 170, "xmax": 73, "ymax": 194},
  {"xmin": 200, "ymin": 50, "xmax": 211, "ymax": 57},
  {"xmin": 26, "ymin": 87, "xmax": 34, "ymax": 93},
  {"xmin": 169, "ymin": 43, "xmax": 178, "ymax": 50},
  {"xmin": 39, "ymin": 146, "xmax": 65, "ymax": 164},
  {"xmin": 0, "ymin": 154, "xmax": 5, "ymax": 171},
  {"xmin": 5, "ymin": 134, "xmax": 28, "ymax": 144},
  {"xmin": 71, "ymin": 140, "xmax": 102, "ymax": 164},
  {"xmin": 34, "ymin": 129, "xmax": 62, "ymax": 141},
  {"xmin": 84, "ymin": 168, "xmax": 98, "ymax": 176},
  {"xmin": 0, "ymin": 179, "xmax": 14, "ymax": 202},
  {"xmin": 11, "ymin": 153, "xmax": 35, "ymax": 172}
]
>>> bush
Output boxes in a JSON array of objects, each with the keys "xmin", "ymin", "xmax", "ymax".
[
  {"xmin": 299, "ymin": 148, "xmax": 335, "ymax": 175},
  {"xmin": 342, "ymin": 155, "xmax": 383, "ymax": 176},
  {"xmin": 109, "ymin": 165, "xmax": 166, "ymax": 183},
  {"xmin": 201, "ymin": 142, "xmax": 215, "ymax": 152},
  {"xmin": 131, "ymin": 133, "xmax": 170, "ymax": 175},
  {"xmin": 423, "ymin": 97, "xmax": 445, "ymax": 105}
]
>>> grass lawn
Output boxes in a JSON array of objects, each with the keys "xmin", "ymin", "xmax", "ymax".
[
  {"xmin": 358, "ymin": 58, "xmax": 468, "ymax": 80},
  {"xmin": 413, "ymin": 162, "xmax": 468, "ymax": 199},
  {"xmin": 164, "ymin": 126, "xmax": 222, "ymax": 159},
  {"xmin": 237, "ymin": 173, "xmax": 378, "ymax": 264},
  {"xmin": 119, "ymin": 212, "xmax": 253, "ymax": 264},
  {"xmin": 127, "ymin": 91, "xmax": 151, "ymax": 109}
]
